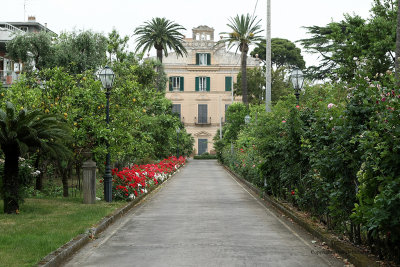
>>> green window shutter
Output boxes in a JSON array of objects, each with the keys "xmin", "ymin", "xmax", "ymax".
[
  {"xmin": 196, "ymin": 53, "xmax": 199, "ymax": 65},
  {"xmin": 169, "ymin": 77, "xmax": 173, "ymax": 91},
  {"xmin": 195, "ymin": 77, "xmax": 199, "ymax": 91},
  {"xmin": 207, "ymin": 53, "xmax": 211, "ymax": 65},
  {"xmin": 225, "ymin": 76, "xmax": 232, "ymax": 91},
  {"xmin": 180, "ymin": 77, "xmax": 184, "ymax": 91},
  {"xmin": 206, "ymin": 77, "xmax": 210, "ymax": 92}
]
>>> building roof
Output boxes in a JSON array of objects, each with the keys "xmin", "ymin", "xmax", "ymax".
[{"xmin": 4, "ymin": 21, "xmax": 57, "ymax": 36}]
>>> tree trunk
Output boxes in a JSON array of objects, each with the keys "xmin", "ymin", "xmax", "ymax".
[
  {"xmin": 396, "ymin": 0, "xmax": 400, "ymax": 86},
  {"xmin": 2, "ymin": 144, "xmax": 20, "ymax": 214},
  {"xmin": 156, "ymin": 49, "xmax": 163, "ymax": 91},
  {"xmin": 157, "ymin": 49, "xmax": 163, "ymax": 64},
  {"xmin": 241, "ymin": 51, "xmax": 248, "ymax": 107}
]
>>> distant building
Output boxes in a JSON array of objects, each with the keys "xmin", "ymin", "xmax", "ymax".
[
  {"xmin": 0, "ymin": 16, "xmax": 56, "ymax": 87},
  {"xmin": 163, "ymin": 25, "xmax": 260, "ymax": 155}
]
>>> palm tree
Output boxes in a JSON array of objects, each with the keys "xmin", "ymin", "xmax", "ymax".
[
  {"xmin": 0, "ymin": 102, "xmax": 71, "ymax": 214},
  {"xmin": 134, "ymin": 17, "xmax": 188, "ymax": 64},
  {"xmin": 219, "ymin": 14, "xmax": 263, "ymax": 106}
]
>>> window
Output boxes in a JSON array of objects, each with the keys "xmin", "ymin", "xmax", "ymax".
[
  {"xmin": 195, "ymin": 77, "xmax": 210, "ymax": 92},
  {"xmin": 198, "ymin": 104, "xmax": 208, "ymax": 124},
  {"xmin": 225, "ymin": 76, "xmax": 232, "ymax": 91},
  {"xmin": 199, "ymin": 77, "xmax": 206, "ymax": 91},
  {"xmin": 198, "ymin": 139, "xmax": 208, "ymax": 155},
  {"xmin": 172, "ymin": 104, "xmax": 181, "ymax": 119},
  {"xmin": 196, "ymin": 53, "xmax": 211, "ymax": 65},
  {"xmin": 169, "ymin": 76, "xmax": 184, "ymax": 91}
]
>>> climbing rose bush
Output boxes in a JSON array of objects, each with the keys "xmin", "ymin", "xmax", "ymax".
[{"xmin": 105, "ymin": 156, "xmax": 186, "ymax": 201}]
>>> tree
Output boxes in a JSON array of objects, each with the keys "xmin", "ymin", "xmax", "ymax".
[
  {"xmin": 235, "ymin": 66, "xmax": 291, "ymax": 105},
  {"xmin": 250, "ymin": 38, "xmax": 305, "ymax": 69},
  {"xmin": 134, "ymin": 17, "xmax": 187, "ymax": 64},
  {"xmin": 134, "ymin": 17, "xmax": 187, "ymax": 91},
  {"xmin": 6, "ymin": 31, "xmax": 54, "ymax": 71},
  {"xmin": 299, "ymin": 0, "xmax": 396, "ymax": 81},
  {"xmin": 0, "ymin": 102, "xmax": 71, "ymax": 213},
  {"xmin": 54, "ymin": 30, "xmax": 108, "ymax": 74},
  {"xmin": 219, "ymin": 14, "xmax": 263, "ymax": 107},
  {"xmin": 107, "ymin": 29, "xmax": 130, "ymax": 63}
]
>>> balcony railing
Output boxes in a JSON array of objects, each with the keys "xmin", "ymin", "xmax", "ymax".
[
  {"xmin": 195, "ymin": 116, "xmax": 211, "ymax": 125},
  {"xmin": 1, "ymin": 71, "xmax": 20, "ymax": 86}
]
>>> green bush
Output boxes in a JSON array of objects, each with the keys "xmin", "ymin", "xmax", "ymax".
[{"xmin": 214, "ymin": 70, "xmax": 400, "ymax": 262}]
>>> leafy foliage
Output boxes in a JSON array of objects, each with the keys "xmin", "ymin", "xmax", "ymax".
[
  {"xmin": 219, "ymin": 14, "xmax": 263, "ymax": 106},
  {"xmin": 235, "ymin": 66, "xmax": 291, "ymax": 104},
  {"xmin": 299, "ymin": 0, "xmax": 396, "ymax": 81},
  {"xmin": 250, "ymin": 38, "xmax": 305, "ymax": 69},
  {"xmin": 0, "ymin": 102, "xmax": 71, "ymax": 213},
  {"xmin": 215, "ymin": 70, "xmax": 400, "ymax": 262},
  {"xmin": 134, "ymin": 17, "xmax": 187, "ymax": 63}
]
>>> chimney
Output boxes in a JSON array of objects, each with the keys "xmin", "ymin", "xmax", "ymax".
[{"xmin": 28, "ymin": 16, "xmax": 36, "ymax": 22}]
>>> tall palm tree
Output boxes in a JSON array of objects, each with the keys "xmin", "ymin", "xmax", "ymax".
[
  {"xmin": 134, "ymin": 17, "xmax": 188, "ymax": 64},
  {"xmin": 0, "ymin": 102, "xmax": 71, "ymax": 214},
  {"xmin": 219, "ymin": 14, "xmax": 263, "ymax": 106}
]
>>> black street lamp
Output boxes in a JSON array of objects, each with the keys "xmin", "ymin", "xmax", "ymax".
[
  {"xmin": 176, "ymin": 127, "xmax": 180, "ymax": 158},
  {"xmin": 290, "ymin": 68, "xmax": 304, "ymax": 106},
  {"xmin": 98, "ymin": 66, "xmax": 115, "ymax": 202}
]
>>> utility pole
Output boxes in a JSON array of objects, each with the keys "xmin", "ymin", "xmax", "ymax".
[{"xmin": 265, "ymin": 0, "xmax": 272, "ymax": 112}]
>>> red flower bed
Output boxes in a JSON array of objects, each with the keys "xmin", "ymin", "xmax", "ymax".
[{"xmin": 105, "ymin": 156, "xmax": 186, "ymax": 201}]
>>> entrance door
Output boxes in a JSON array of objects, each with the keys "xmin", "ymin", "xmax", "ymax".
[{"xmin": 198, "ymin": 139, "xmax": 208, "ymax": 155}]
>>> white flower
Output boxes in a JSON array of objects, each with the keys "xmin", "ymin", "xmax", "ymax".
[
  {"xmin": 327, "ymin": 103, "xmax": 336, "ymax": 109},
  {"xmin": 329, "ymin": 117, "xmax": 333, "ymax": 121},
  {"xmin": 96, "ymin": 197, "xmax": 101, "ymax": 201},
  {"xmin": 129, "ymin": 194, "xmax": 135, "ymax": 200},
  {"xmin": 144, "ymin": 189, "xmax": 148, "ymax": 193}
]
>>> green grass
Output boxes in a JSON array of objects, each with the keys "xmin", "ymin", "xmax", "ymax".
[{"xmin": 0, "ymin": 197, "xmax": 126, "ymax": 267}]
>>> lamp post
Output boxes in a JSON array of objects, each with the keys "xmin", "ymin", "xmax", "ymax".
[
  {"xmin": 98, "ymin": 66, "xmax": 115, "ymax": 202},
  {"xmin": 244, "ymin": 115, "xmax": 251, "ymax": 124},
  {"xmin": 290, "ymin": 68, "xmax": 304, "ymax": 106},
  {"xmin": 176, "ymin": 127, "xmax": 180, "ymax": 158}
]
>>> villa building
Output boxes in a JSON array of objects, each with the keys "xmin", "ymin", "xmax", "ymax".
[
  {"xmin": 163, "ymin": 25, "xmax": 260, "ymax": 155},
  {"xmin": 0, "ymin": 16, "xmax": 56, "ymax": 87}
]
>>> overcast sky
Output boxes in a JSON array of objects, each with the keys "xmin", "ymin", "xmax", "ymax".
[{"xmin": 1, "ymin": 0, "xmax": 374, "ymax": 66}]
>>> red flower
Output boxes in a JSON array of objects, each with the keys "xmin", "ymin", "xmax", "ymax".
[{"xmin": 291, "ymin": 190, "xmax": 295, "ymax": 196}]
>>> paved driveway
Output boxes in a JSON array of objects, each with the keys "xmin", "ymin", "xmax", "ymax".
[{"xmin": 64, "ymin": 160, "xmax": 344, "ymax": 267}]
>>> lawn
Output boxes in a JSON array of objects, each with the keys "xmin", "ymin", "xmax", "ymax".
[{"xmin": 0, "ymin": 197, "xmax": 126, "ymax": 267}]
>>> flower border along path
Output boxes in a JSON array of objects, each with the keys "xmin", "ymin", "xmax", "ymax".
[{"xmin": 38, "ymin": 156, "xmax": 187, "ymax": 267}]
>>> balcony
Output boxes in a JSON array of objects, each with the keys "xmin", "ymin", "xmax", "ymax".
[
  {"xmin": 1, "ymin": 71, "xmax": 20, "ymax": 87},
  {"xmin": 195, "ymin": 116, "xmax": 211, "ymax": 125}
]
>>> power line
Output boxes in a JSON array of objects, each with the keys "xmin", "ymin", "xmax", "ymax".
[{"xmin": 252, "ymin": 0, "xmax": 259, "ymax": 19}]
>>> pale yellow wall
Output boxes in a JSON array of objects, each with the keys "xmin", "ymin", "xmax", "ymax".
[{"xmin": 163, "ymin": 25, "xmax": 259, "ymax": 154}]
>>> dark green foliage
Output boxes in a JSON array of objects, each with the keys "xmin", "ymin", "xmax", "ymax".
[
  {"xmin": 250, "ymin": 38, "xmax": 305, "ymax": 69},
  {"xmin": 235, "ymin": 66, "xmax": 291, "ymax": 104},
  {"xmin": 0, "ymin": 102, "xmax": 71, "ymax": 213},
  {"xmin": 219, "ymin": 14, "xmax": 263, "ymax": 106},
  {"xmin": 193, "ymin": 153, "xmax": 217, "ymax": 160},
  {"xmin": 6, "ymin": 31, "xmax": 54, "ymax": 71},
  {"xmin": 54, "ymin": 30, "xmax": 108, "ymax": 74},
  {"xmin": 214, "ymin": 69, "xmax": 400, "ymax": 262},
  {"xmin": 299, "ymin": 0, "xmax": 396, "ymax": 81},
  {"xmin": 134, "ymin": 17, "xmax": 187, "ymax": 63}
]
